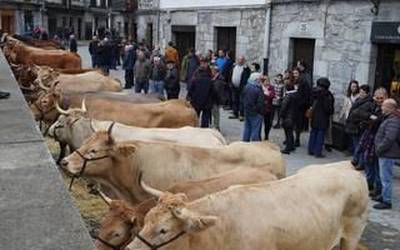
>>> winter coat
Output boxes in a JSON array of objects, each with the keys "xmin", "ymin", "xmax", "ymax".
[
  {"xmin": 222, "ymin": 58, "xmax": 234, "ymax": 83},
  {"xmin": 165, "ymin": 67, "xmax": 180, "ymax": 96},
  {"xmin": 345, "ymin": 95, "xmax": 374, "ymax": 135},
  {"xmin": 216, "ymin": 57, "xmax": 227, "ymax": 72},
  {"xmin": 188, "ymin": 68, "xmax": 213, "ymax": 110},
  {"xmin": 262, "ymin": 85, "xmax": 276, "ymax": 115},
  {"xmin": 293, "ymin": 78, "xmax": 312, "ymax": 128},
  {"xmin": 280, "ymin": 90, "xmax": 297, "ymax": 128},
  {"xmin": 69, "ymin": 38, "xmax": 77, "ymax": 52},
  {"xmin": 338, "ymin": 95, "xmax": 359, "ymax": 123},
  {"xmin": 122, "ymin": 48, "xmax": 136, "ymax": 70},
  {"xmin": 231, "ymin": 65, "xmax": 251, "ymax": 90},
  {"xmin": 310, "ymin": 87, "xmax": 335, "ymax": 130},
  {"xmin": 89, "ymin": 41, "xmax": 98, "ymax": 55},
  {"xmin": 272, "ymin": 82, "xmax": 284, "ymax": 106},
  {"xmin": 375, "ymin": 111, "xmax": 400, "ymax": 159},
  {"xmin": 164, "ymin": 46, "xmax": 180, "ymax": 66},
  {"xmin": 211, "ymin": 73, "xmax": 227, "ymax": 106},
  {"xmin": 150, "ymin": 63, "xmax": 166, "ymax": 81},
  {"xmin": 186, "ymin": 55, "xmax": 200, "ymax": 83},
  {"xmin": 134, "ymin": 59, "xmax": 151, "ymax": 82},
  {"xmin": 180, "ymin": 54, "xmax": 189, "ymax": 81},
  {"xmin": 242, "ymin": 82, "xmax": 265, "ymax": 117},
  {"xmin": 97, "ymin": 42, "xmax": 112, "ymax": 66}
]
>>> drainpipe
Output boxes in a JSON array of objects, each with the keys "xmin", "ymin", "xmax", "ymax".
[
  {"xmin": 157, "ymin": 3, "xmax": 161, "ymax": 46},
  {"xmin": 263, "ymin": 0, "xmax": 272, "ymax": 75}
]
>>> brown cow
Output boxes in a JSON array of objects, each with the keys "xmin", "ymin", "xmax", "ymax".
[
  {"xmin": 95, "ymin": 167, "xmax": 278, "ymax": 250},
  {"xmin": 11, "ymin": 34, "xmax": 65, "ymax": 50},
  {"xmin": 30, "ymin": 90, "xmax": 163, "ymax": 126},
  {"xmin": 6, "ymin": 38, "xmax": 81, "ymax": 69}
]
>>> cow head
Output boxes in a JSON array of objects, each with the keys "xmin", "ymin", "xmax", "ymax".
[
  {"xmin": 96, "ymin": 200, "xmax": 137, "ymax": 250},
  {"xmin": 48, "ymin": 102, "xmax": 90, "ymax": 146},
  {"xmin": 125, "ymin": 192, "xmax": 217, "ymax": 250},
  {"xmin": 33, "ymin": 65, "xmax": 60, "ymax": 88},
  {"xmin": 59, "ymin": 124, "xmax": 137, "ymax": 178},
  {"xmin": 30, "ymin": 89, "xmax": 60, "ymax": 123}
]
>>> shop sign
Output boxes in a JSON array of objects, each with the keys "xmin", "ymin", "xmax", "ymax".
[{"xmin": 371, "ymin": 22, "xmax": 400, "ymax": 44}]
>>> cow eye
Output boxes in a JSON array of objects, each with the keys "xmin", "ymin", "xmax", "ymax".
[
  {"xmin": 113, "ymin": 232, "xmax": 120, "ymax": 238},
  {"xmin": 159, "ymin": 228, "xmax": 167, "ymax": 234},
  {"xmin": 90, "ymin": 149, "xmax": 97, "ymax": 154}
]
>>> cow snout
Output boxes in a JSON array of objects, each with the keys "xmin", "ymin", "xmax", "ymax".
[{"xmin": 60, "ymin": 159, "xmax": 69, "ymax": 169}]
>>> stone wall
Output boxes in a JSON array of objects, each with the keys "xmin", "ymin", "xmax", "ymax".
[
  {"xmin": 269, "ymin": 0, "xmax": 400, "ymax": 116},
  {"xmin": 159, "ymin": 7, "xmax": 267, "ymax": 63}
]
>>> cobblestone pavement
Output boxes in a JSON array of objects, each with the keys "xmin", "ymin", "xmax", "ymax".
[{"xmin": 78, "ymin": 46, "xmax": 399, "ymax": 249}]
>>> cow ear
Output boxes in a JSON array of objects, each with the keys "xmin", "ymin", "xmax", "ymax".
[
  {"xmin": 184, "ymin": 214, "xmax": 217, "ymax": 233},
  {"xmin": 172, "ymin": 208, "xmax": 217, "ymax": 233},
  {"xmin": 114, "ymin": 143, "xmax": 136, "ymax": 157}
]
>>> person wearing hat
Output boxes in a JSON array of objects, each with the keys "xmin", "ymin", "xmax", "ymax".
[{"xmin": 307, "ymin": 77, "xmax": 335, "ymax": 158}]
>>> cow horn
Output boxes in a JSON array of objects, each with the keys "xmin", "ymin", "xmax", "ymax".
[
  {"xmin": 51, "ymin": 80, "xmax": 61, "ymax": 89},
  {"xmin": 107, "ymin": 122, "xmax": 116, "ymax": 137},
  {"xmin": 37, "ymin": 77, "xmax": 50, "ymax": 91},
  {"xmin": 139, "ymin": 172, "xmax": 164, "ymax": 198},
  {"xmin": 98, "ymin": 190, "xmax": 113, "ymax": 206},
  {"xmin": 88, "ymin": 185, "xmax": 112, "ymax": 206},
  {"xmin": 81, "ymin": 97, "xmax": 87, "ymax": 113},
  {"xmin": 55, "ymin": 101, "xmax": 70, "ymax": 115}
]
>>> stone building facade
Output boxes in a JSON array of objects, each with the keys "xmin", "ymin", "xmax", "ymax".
[
  {"xmin": 0, "ymin": 0, "xmax": 132, "ymax": 40},
  {"xmin": 135, "ymin": 0, "xmax": 270, "ymax": 63},
  {"xmin": 0, "ymin": 0, "xmax": 45, "ymax": 35},
  {"xmin": 268, "ymin": 0, "xmax": 400, "ymax": 110}
]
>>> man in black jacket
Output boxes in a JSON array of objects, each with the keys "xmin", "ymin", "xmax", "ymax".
[
  {"xmin": 373, "ymin": 99, "xmax": 400, "ymax": 210},
  {"xmin": 88, "ymin": 36, "xmax": 99, "ymax": 68},
  {"xmin": 188, "ymin": 60, "xmax": 213, "ymax": 127},
  {"xmin": 69, "ymin": 34, "xmax": 77, "ymax": 53},
  {"xmin": 307, "ymin": 78, "xmax": 334, "ymax": 158},
  {"xmin": 280, "ymin": 85, "xmax": 297, "ymax": 154}
]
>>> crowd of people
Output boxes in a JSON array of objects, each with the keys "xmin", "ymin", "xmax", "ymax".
[
  {"xmin": 89, "ymin": 40, "xmax": 399, "ymax": 211},
  {"xmin": 341, "ymin": 82, "xmax": 400, "ymax": 210}
]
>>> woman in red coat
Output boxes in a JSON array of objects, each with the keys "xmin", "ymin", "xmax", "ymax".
[{"xmin": 261, "ymin": 76, "xmax": 276, "ymax": 140}]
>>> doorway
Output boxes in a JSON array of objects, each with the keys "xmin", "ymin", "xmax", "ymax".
[
  {"xmin": 145, "ymin": 23, "xmax": 153, "ymax": 48},
  {"xmin": 48, "ymin": 18, "xmax": 57, "ymax": 37},
  {"xmin": 172, "ymin": 25, "xmax": 196, "ymax": 60},
  {"xmin": 290, "ymin": 38, "xmax": 315, "ymax": 84},
  {"xmin": 375, "ymin": 44, "xmax": 400, "ymax": 98},
  {"xmin": 1, "ymin": 12, "xmax": 14, "ymax": 34},
  {"xmin": 77, "ymin": 18, "xmax": 82, "ymax": 39},
  {"xmin": 216, "ymin": 27, "xmax": 236, "ymax": 59}
]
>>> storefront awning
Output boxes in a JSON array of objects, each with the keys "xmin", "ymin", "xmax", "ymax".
[{"xmin": 371, "ymin": 22, "xmax": 400, "ymax": 44}]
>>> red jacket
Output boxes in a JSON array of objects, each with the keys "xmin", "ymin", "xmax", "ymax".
[{"xmin": 263, "ymin": 85, "xmax": 276, "ymax": 114}]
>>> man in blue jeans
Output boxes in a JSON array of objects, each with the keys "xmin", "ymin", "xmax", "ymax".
[
  {"xmin": 373, "ymin": 98, "xmax": 400, "ymax": 210},
  {"xmin": 307, "ymin": 78, "xmax": 334, "ymax": 158},
  {"xmin": 242, "ymin": 73, "xmax": 264, "ymax": 142}
]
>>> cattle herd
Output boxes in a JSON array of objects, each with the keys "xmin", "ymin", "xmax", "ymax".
[{"xmin": 1, "ymin": 34, "xmax": 370, "ymax": 250}]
